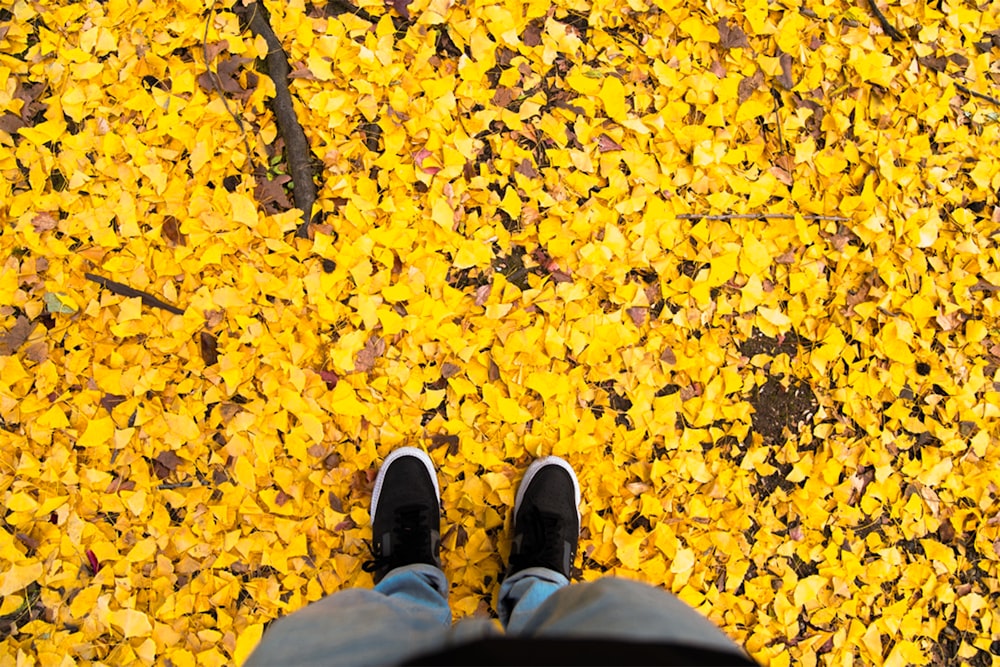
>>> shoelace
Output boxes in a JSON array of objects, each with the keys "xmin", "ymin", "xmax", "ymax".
[
  {"xmin": 509, "ymin": 505, "xmax": 565, "ymax": 573},
  {"xmin": 363, "ymin": 504, "xmax": 433, "ymax": 574}
]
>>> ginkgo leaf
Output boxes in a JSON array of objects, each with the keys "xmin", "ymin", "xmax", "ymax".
[
  {"xmin": 4, "ymin": 0, "xmax": 1000, "ymax": 664},
  {"xmin": 43, "ymin": 292, "xmax": 78, "ymax": 314}
]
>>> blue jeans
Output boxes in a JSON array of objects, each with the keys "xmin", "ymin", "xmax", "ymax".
[{"xmin": 245, "ymin": 565, "xmax": 744, "ymax": 665}]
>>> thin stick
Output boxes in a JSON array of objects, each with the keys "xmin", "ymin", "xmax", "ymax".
[
  {"xmin": 157, "ymin": 481, "xmax": 195, "ymax": 490},
  {"xmin": 84, "ymin": 273, "xmax": 185, "ymax": 315},
  {"xmin": 954, "ymin": 84, "xmax": 1000, "ymax": 107},
  {"xmin": 203, "ymin": 2, "xmax": 257, "ymax": 164},
  {"xmin": 676, "ymin": 213, "xmax": 849, "ymax": 221}
]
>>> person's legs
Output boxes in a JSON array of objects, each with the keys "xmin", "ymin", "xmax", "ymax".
[
  {"xmin": 246, "ymin": 447, "xmax": 451, "ymax": 666},
  {"xmin": 244, "ymin": 564, "xmax": 451, "ymax": 666},
  {"xmin": 497, "ymin": 456, "xmax": 746, "ymax": 657},
  {"xmin": 496, "ymin": 456, "xmax": 580, "ymax": 632}
]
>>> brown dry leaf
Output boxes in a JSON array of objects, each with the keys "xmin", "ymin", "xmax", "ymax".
[
  {"xmin": 219, "ymin": 402, "xmax": 242, "ymax": 423},
  {"xmin": 390, "ymin": 0, "xmax": 413, "ymax": 20},
  {"xmin": 162, "ymin": 216, "xmax": 186, "ymax": 246},
  {"xmin": 597, "ymin": 134, "xmax": 624, "ymax": 152},
  {"xmin": 523, "ymin": 22, "xmax": 542, "ymax": 46},
  {"xmin": 255, "ymin": 173, "xmax": 293, "ymax": 211},
  {"xmin": 770, "ymin": 165, "xmax": 793, "ymax": 186},
  {"xmin": 199, "ymin": 331, "xmax": 219, "ymax": 365},
  {"xmin": 205, "ymin": 40, "xmax": 229, "ymax": 63},
  {"xmin": 738, "ymin": 70, "xmax": 764, "ymax": 103},
  {"xmin": 100, "ymin": 394, "xmax": 127, "ymax": 412},
  {"xmin": 474, "ymin": 283, "xmax": 492, "ymax": 306},
  {"xmin": 777, "ymin": 50, "xmax": 795, "ymax": 89},
  {"xmin": 718, "ymin": 17, "xmax": 749, "ymax": 50},
  {"xmin": 197, "ymin": 56, "xmax": 257, "ymax": 101},
  {"xmin": 328, "ymin": 492, "xmax": 344, "ymax": 512},
  {"xmin": 429, "ymin": 432, "xmax": 460, "ymax": 453},
  {"xmin": 679, "ymin": 383, "xmax": 702, "ymax": 400},
  {"xmin": 775, "ymin": 249, "xmax": 797, "ymax": 264},
  {"xmin": 492, "ymin": 86, "xmax": 520, "ymax": 108},
  {"xmin": 515, "ymin": 158, "xmax": 540, "ymax": 178},
  {"xmin": 355, "ymin": 335, "xmax": 386, "ymax": 372},
  {"xmin": 0, "ymin": 317, "xmax": 36, "ymax": 356},
  {"xmin": 153, "ymin": 451, "xmax": 184, "ymax": 479},
  {"xmin": 31, "ymin": 212, "xmax": 58, "ymax": 233},
  {"xmin": 204, "ymin": 309, "xmax": 225, "ymax": 328},
  {"xmin": 626, "ymin": 306, "xmax": 647, "ymax": 326},
  {"xmin": 660, "ymin": 347, "xmax": 677, "ymax": 364},
  {"xmin": 441, "ymin": 362, "xmax": 461, "ymax": 378},
  {"xmin": 323, "ymin": 451, "xmax": 341, "ymax": 470},
  {"xmin": 23, "ymin": 341, "xmax": 48, "ymax": 364},
  {"xmin": 287, "ymin": 65, "xmax": 318, "ymax": 80}
]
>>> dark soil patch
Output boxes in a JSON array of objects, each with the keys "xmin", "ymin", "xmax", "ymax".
[
  {"xmin": 739, "ymin": 328, "xmax": 812, "ymax": 358},
  {"xmin": 748, "ymin": 376, "xmax": 817, "ymax": 444}
]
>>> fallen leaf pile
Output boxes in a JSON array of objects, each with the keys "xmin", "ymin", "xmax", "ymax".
[{"xmin": 2, "ymin": 0, "xmax": 1000, "ymax": 664}]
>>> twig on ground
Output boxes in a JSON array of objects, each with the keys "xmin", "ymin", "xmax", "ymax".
[
  {"xmin": 954, "ymin": 83, "xmax": 1000, "ymax": 107},
  {"xmin": 157, "ymin": 481, "xmax": 195, "ymax": 490},
  {"xmin": 203, "ymin": 2, "xmax": 257, "ymax": 165},
  {"xmin": 235, "ymin": 1, "xmax": 319, "ymax": 237},
  {"xmin": 677, "ymin": 213, "xmax": 849, "ymax": 221},
  {"xmin": 84, "ymin": 273, "xmax": 185, "ymax": 315},
  {"xmin": 862, "ymin": 0, "xmax": 905, "ymax": 41}
]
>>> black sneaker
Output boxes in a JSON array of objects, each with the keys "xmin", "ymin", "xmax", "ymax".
[
  {"xmin": 505, "ymin": 456, "xmax": 581, "ymax": 580},
  {"xmin": 362, "ymin": 447, "xmax": 442, "ymax": 583}
]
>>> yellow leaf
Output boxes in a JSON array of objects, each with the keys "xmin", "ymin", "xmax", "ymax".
[
  {"xmin": 7, "ymin": 492, "xmax": 38, "ymax": 513},
  {"xmin": 76, "ymin": 417, "xmax": 115, "ymax": 447},
  {"xmin": 228, "ymin": 193, "xmax": 259, "ymax": 228},
  {"xmin": 758, "ymin": 307, "xmax": 791, "ymax": 327},
  {"xmin": 118, "ymin": 297, "xmax": 142, "ymax": 322},
  {"xmin": 566, "ymin": 70, "xmax": 601, "ymax": 96},
  {"xmin": 108, "ymin": 608, "xmax": 153, "ymax": 638},
  {"xmin": 670, "ymin": 547, "xmax": 695, "ymax": 574},
  {"xmin": 0, "ymin": 561, "xmax": 43, "ymax": 597},
  {"xmin": 126, "ymin": 538, "xmax": 158, "ymax": 563},
  {"xmin": 234, "ymin": 623, "xmax": 264, "ymax": 665},
  {"xmin": 850, "ymin": 48, "xmax": 895, "ymax": 87},
  {"xmin": 600, "ymin": 76, "xmax": 626, "ymax": 123}
]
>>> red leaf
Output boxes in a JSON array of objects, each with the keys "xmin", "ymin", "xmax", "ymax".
[
  {"xmin": 86, "ymin": 548, "xmax": 101, "ymax": 574},
  {"xmin": 319, "ymin": 369, "xmax": 339, "ymax": 389}
]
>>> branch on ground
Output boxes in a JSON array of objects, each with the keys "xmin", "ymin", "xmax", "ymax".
[
  {"xmin": 861, "ymin": 0, "xmax": 905, "ymax": 41},
  {"xmin": 234, "ymin": 0, "xmax": 320, "ymax": 238}
]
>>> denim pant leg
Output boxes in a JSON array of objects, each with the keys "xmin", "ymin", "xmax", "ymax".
[
  {"xmin": 502, "ymin": 574, "xmax": 746, "ymax": 657},
  {"xmin": 245, "ymin": 564, "xmax": 451, "ymax": 667},
  {"xmin": 497, "ymin": 566, "xmax": 570, "ymax": 633}
]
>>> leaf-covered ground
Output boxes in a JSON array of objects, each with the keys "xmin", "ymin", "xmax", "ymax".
[{"xmin": 2, "ymin": 0, "xmax": 1000, "ymax": 663}]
